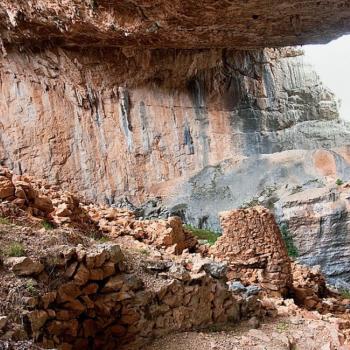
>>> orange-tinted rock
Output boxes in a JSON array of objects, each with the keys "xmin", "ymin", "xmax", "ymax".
[
  {"xmin": 33, "ymin": 196, "xmax": 54, "ymax": 214},
  {"xmin": 211, "ymin": 207, "xmax": 292, "ymax": 296},
  {"xmin": 73, "ymin": 264, "xmax": 90, "ymax": 286},
  {"xmin": 0, "ymin": 176, "xmax": 14, "ymax": 199},
  {"xmin": 5, "ymin": 257, "xmax": 44, "ymax": 276}
]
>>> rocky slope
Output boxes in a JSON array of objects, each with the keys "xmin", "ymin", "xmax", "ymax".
[{"xmin": 1, "ymin": 169, "xmax": 350, "ymax": 349}]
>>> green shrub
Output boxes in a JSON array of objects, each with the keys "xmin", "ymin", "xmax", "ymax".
[
  {"xmin": 184, "ymin": 225, "xmax": 220, "ymax": 246},
  {"xmin": 41, "ymin": 220, "xmax": 54, "ymax": 230},
  {"xmin": 276, "ymin": 322, "xmax": 289, "ymax": 333},
  {"xmin": 336, "ymin": 179, "xmax": 344, "ymax": 186},
  {"xmin": 340, "ymin": 289, "xmax": 350, "ymax": 299},
  {"xmin": 138, "ymin": 248, "xmax": 150, "ymax": 256},
  {"xmin": 0, "ymin": 217, "xmax": 11, "ymax": 225},
  {"xmin": 280, "ymin": 224, "xmax": 299, "ymax": 258},
  {"xmin": 26, "ymin": 279, "xmax": 38, "ymax": 296},
  {"xmin": 97, "ymin": 236, "xmax": 109, "ymax": 243},
  {"xmin": 7, "ymin": 242, "xmax": 25, "ymax": 257}
]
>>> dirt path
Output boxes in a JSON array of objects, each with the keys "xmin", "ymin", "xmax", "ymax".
[{"xmin": 145, "ymin": 316, "xmax": 348, "ymax": 350}]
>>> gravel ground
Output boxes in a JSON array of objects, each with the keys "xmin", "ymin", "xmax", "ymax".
[{"xmin": 145, "ymin": 316, "xmax": 347, "ymax": 350}]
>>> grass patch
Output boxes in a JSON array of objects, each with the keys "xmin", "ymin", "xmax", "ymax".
[
  {"xmin": 138, "ymin": 248, "xmax": 151, "ymax": 256},
  {"xmin": 25, "ymin": 279, "xmax": 38, "ymax": 296},
  {"xmin": 97, "ymin": 236, "xmax": 110, "ymax": 243},
  {"xmin": 6, "ymin": 242, "xmax": 25, "ymax": 257},
  {"xmin": 276, "ymin": 322, "xmax": 289, "ymax": 333},
  {"xmin": 340, "ymin": 289, "xmax": 350, "ymax": 299},
  {"xmin": 0, "ymin": 216, "xmax": 11, "ymax": 225},
  {"xmin": 280, "ymin": 224, "xmax": 299, "ymax": 258},
  {"xmin": 336, "ymin": 178, "xmax": 344, "ymax": 186},
  {"xmin": 184, "ymin": 225, "xmax": 220, "ymax": 246},
  {"xmin": 41, "ymin": 220, "xmax": 54, "ymax": 231}
]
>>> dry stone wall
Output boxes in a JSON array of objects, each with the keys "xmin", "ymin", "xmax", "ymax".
[
  {"xmin": 211, "ymin": 207, "xmax": 292, "ymax": 296},
  {"xmin": 5, "ymin": 243, "xmax": 259, "ymax": 350}
]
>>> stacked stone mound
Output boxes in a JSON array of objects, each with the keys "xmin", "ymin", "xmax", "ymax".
[
  {"xmin": 291, "ymin": 262, "xmax": 329, "ymax": 310},
  {"xmin": 1, "ymin": 244, "xmax": 260, "ymax": 350},
  {"xmin": 211, "ymin": 207, "xmax": 292, "ymax": 296},
  {"xmin": 88, "ymin": 206, "xmax": 197, "ymax": 254},
  {"xmin": 0, "ymin": 167, "xmax": 91, "ymax": 227}
]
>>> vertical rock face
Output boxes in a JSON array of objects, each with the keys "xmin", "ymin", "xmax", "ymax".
[
  {"xmin": 275, "ymin": 184, "xmax": 350, "ymax": 289},
  {"xmin": 0, "ymin": 47, "xmax": 346, "ymax": 206},
  {"xmin": 1, "ymin": 38, "xmax": 350, "ymax": 288}
]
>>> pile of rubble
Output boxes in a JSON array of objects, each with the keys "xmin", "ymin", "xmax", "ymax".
[
  {"xmin": 0, "ymin": 167, "xmax": 92, "ymax": 229},
  {"xmin": 86, "ymin": 206, "xmax": 197, "ymax": 254},
  {"xmin": 0, "ymin": 167, "xmax": 196, "ymax": 254}
]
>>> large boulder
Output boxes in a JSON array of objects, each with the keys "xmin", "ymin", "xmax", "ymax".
[
  {"xmin": 5, "ymin": 257, "xmax": 44, "ymax": 276},
  {"xmin": 0, "ymin": 175, "xmax": 14, "ymax": 199}
]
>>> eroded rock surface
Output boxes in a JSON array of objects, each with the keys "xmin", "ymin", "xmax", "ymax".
[
  {"xmin": 276, "ymin": 183, "xmax": 350, "ymax": 289},
  {"xmin": 1, "ymin": 1, "xmax": 350, "ymax": 48},
  {"xmin": 0, "ymin": 46, "xmax": 347, "ymax": 208}
]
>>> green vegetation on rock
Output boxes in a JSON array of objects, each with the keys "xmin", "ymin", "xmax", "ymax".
[
  {"xmin": 280, "ymin": 223, "xmax": 299, "ymax": 258},
  {"xmin": 336, "ymin": 178, "xmax": 344, "ymax": 186},
  {"xmin": 41, "ymin": 220, "xmax": 54, "ymax": 231},
  {"xmin": 340, "ymin": 289, "xmax": 350, "ymax": 299},
  {"xmin": 0, "ymin": 216, "xmax": 11, "ymax": 225},
  {"xmin": 6, "ymin": 242, "xmax": 25, "ymax": 257},
  {"xmin": 184, "ymin": 225, "xmax": 220, "ymax": 246}
]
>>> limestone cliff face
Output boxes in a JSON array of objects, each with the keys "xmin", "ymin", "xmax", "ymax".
[
  {"xmin": 0, "ymin": 47, "xmax": 346, "ymax": 207},
  {"xmin": 275, "ymin": 185, "xmax": 350, "ymax": 289}
]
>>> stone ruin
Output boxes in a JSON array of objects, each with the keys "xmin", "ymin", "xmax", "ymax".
[
  {"xmin": 2, "ymin": 244, "xmax": 260, "ymax": 350},
  {"xmin": 1, "ymin": 167, "xmax": 347, "ymax": 349},
  {"xmin": 211, "ymin": 206, "xmax": 292, "ymax": 297}
]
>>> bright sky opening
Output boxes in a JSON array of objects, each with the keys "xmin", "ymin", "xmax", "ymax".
[{"xmin": 303, "ymin": 35, "xmax": 350, "ymax": 121}]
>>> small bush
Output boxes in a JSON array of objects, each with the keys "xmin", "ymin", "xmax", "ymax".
[
  {"xmin": 41, "ymin": 220, "xmax": 54, "ymax": 231},
  {"xmin": 184, "ymin": 225, "xmax": 220, "ymax": 246},
  {"xmin": 336, "ymin": 179, "xmax": 344, "ymax": 186},
  {"xmin": 0, "ymin": 217, "xmax": 11, "ymax": 225},
  {"xmin": 340, "ymin": 289, "xmax": 350, "ymax": 299},
  {"xmin": 280, "ymin": 224, "xmax": 299, "ymax": 258},
  {"xmin": 97, "ymin": 236, "xmax": 109, "ymax": 243},
  {"xmin": 7, "ymin": 242, "xmax": 25, "ymax": 257},
  {"xmin": 138, "ymin": 248, "xmax": 150, "ymax": 256},
  {"xmin": 276, "ymin": 322, "xmax": 289, "ymax": 333},
  {"xmin": 26, "ymin": 279, "xmax": 38, "ymax": 296}
]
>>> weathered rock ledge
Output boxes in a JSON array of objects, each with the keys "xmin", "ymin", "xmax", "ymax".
[{"xmin": 1, "ymin": 1, "xmax": 350, "ymax": 49}]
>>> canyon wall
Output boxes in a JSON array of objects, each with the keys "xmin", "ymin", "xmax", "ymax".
[
  {"xmin": 276, "ymin": 184, "xmax": 350, "ymax": 289},
  {"xmin": 1, "ymin": 0, "xmax": 350, "ymax": 289},
  {"xmin": 1, "ymin": 47, "xmax": 348, "ymax": 207}
]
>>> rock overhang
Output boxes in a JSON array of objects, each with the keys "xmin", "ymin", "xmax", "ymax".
[{"xmin": 0, "ymin": 0, "xmax": 350, "ymax": 49}]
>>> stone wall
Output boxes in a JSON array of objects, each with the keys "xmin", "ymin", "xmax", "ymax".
[
  {"xmin": 211, "ymin": 207, "xmax": 292, "ymax": 296},
  {"xmin": 4, "ymin": 244, "xmax": 259, "ymax": 350}
]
